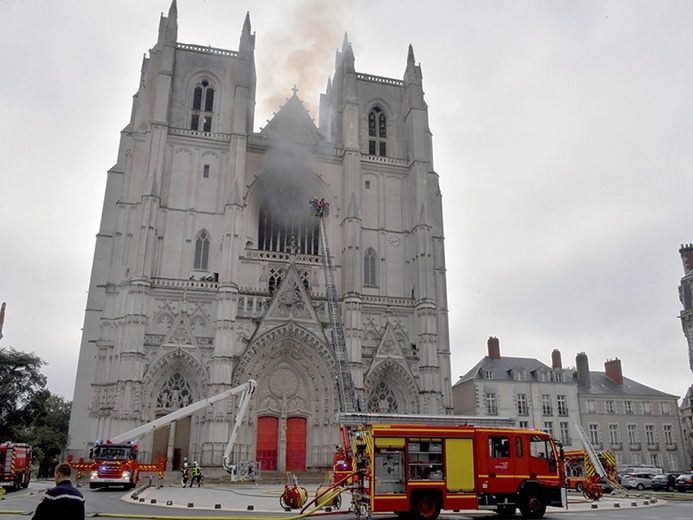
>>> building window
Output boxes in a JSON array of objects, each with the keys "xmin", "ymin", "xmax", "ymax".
[
  {"xmin": 631, "ymin": 453, "xmax": 641, "ymax": 465},
  {"xmin": 645, "ymin": 424, "xmax": 656, "ymax": 446},
  {"xmin": 368, "ymin": 106, "xmax": 387, "ymax": 156},
  {"xmin": 557, "ymin": 395, "xmax": 568, "ymax": 416},
  {"xmin": 517, "ymin": 393, "xmax": 528, "ymax": 416},
  {"xmin": 194, "ymin": 231, "xmax": 210, "ymax": 270},
  {"xmin": 660, "ymin": 401, "xmax": 671, "ymax": 415},
  {"xmin": 642, "ymin": 401, "xmax": 652, "ymax": 415},
  {"xmin": 649, "ymin": 453, "xmax": 660, "ymax": 467},
  {"xmin": 190, "ymin": 79, "xmax": 215, "ymax": 132},
  {"xmin": 627, "ymin": 424, "xmax": 639, "ymax": 445},
  {"xmin": 365, "ymin": 180, "xmax": 371, "ymax": 189},
  {"xmin": 624, "ymin": 400, "xmax": 634, "ymax": 414},
  {"xmin": 663, "ymin": 424, "xmax": 675, "ymax": 446},
  {"xmin": 588, "ymin": 424, "xmax": 600, "ymax": 447},
  {"xmin": 519, "ymin": 421, "xmax": 529, "ymax": 429},
  {"xmin": 552, "ymin": 371, "xmax": 563, "ymax": 382},
  {"xmin": 483, "ymin": 368, "xmax": 494, "ymax": 380},
  {"xmin": 543, "ymin": 421, "xmax": 554, "ymax": 437},
  {"xmin": 606, "ymin": 400, "xmax": 616, "ymax": 414},
  {"xmin": 537, "ymin": 371, "xmax": 549, "ymax": 382},
  {"xmin": 541, "ymin": 394, "xmax": 552, "ymax": 416},
  {"xmin": 367, "ymin": 381, "xmax": 399, "ymax": 413},
  {"xmin": 586, "ymin": 400, "xmax": 596, "ymax": 414},
  {"xmin": 559, "ymin": 422, "xmax": 570, "ymax": 445},
  {"xmin": 364, "ymin": 248, "xmax": 377, "ymax": 286},
  {"xmin": 485, "ymin": 392, "xmax": 498, "ymax": 415},
  {"xmin": 513, "ymin": 369, "xmax": 526, "ymax": 381},
  {"xmin": 609, "ymin": 424, "xmax": 620, "ymax": 445},
  {"xmin": 203, "ymin": 164, "xmax": 210, "ymax": 178},
  {"xmin": 268, "ymin": 267, "xmax": 284, "ymax": 294},
  {"xmin": 258, "ymin": 191, "xmax": 320, "ymax": 255},
  {"xmin": 157, "ymin": 373, "xmax": 192, "ymax": 409}
]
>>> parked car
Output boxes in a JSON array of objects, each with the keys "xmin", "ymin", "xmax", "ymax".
[
  {"xmin": 651, "ymin": 473, "xmax": 677, "ymax": 492},
  {"xmin": 674, "ymin": 473, "xmax": 693, "ymax": 492},
  {"xmin": 616, "ymin": 471, "xmax": 631, "ymax": 484},
  {"xmin": 621, "ymin": 473, "xmax": 655, "ymax": 490}
]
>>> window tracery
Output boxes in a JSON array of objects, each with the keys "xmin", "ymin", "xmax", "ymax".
[
  {"xmin": 157, "ymin": 372, "xmax": 192, "ymax": 410},
  {"xmin": 190, "ymin": 79, "xmax": 214, "ymax": 132},
  {"xmin": 368, "ymin": 106, "xmax": 387, "ymax": 157},
  {"xmin": 367, "ymin": 381, "xmax": 399, "ymax": 413},
  {"xmin": 364, "ymin": 248, "xmax": 377, "ymax": 286},
  {"xmin": 194, "ymin": 231, "xmax": 210, "ymax": 270}
]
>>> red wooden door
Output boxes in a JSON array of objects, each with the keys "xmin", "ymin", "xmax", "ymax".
[
  {"xmin": 256, "ymin": 416, "xmax": 278, "ymax": 471},
  {"xmin": 286, "ymin": 417, "xmax": 307, "ymax": 471}
]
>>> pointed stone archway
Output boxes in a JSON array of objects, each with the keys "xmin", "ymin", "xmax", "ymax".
[
  {"xmin": 234, "ymin": 322, "xmax": 339, "ymax": 470},
  {"xmin": 140, "ymin": 348, "xmax": 208, "ymax": 468}
]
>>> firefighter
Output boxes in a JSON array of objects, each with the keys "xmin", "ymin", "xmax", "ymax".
[
  {"xmin": 191, "ymin": 461, "xmax": 203, "ymax": 487},
  {"xmin": 180, "ymin": 462, "xmax": 190, "ymax": 488},
  {"xmin": 32, "ymin": 463, "xmax": 85, "ymax": 520}
]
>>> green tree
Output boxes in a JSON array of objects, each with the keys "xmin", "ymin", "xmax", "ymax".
[
  {"xmin": 19, "ymin": 391, "xmax": 71, "ymax": 462},
  {"xmin": 0, "ymin": 347, "xmax": 47, "ymax": 442}
]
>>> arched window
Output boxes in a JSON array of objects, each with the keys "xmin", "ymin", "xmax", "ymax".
[
  {"xmin": 194, "ymin": 231, "xmax": 210, "ymax": 270},
  {"xmin": 190, "ymin": 79, "xmax": 215, "ymax": 132},
  {"xmin": 364, "ymin": 248, "xmax": 377, "ymax": 286},
  {"xmin": 367, "ymin": 381, "xmax": 399, "ymax": 413},
  {"xmin": 268, "ymin": 267, "xmax": 284, "ymax": 294},
  {"xmin": 258, "ymin": 196, "xmax": 320, "ymax": 255},
  {"xmin": 157, "ymin": 373, "xmax": 192, "ymax": 410},
  {"xmin": 368, "ymin": 106, "xmax": 387, "ymax": 157}
]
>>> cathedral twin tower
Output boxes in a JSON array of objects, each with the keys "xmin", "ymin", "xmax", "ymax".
[{"xmin": 67, "ymin": 2, "xmax": 452, "ymax": 472}]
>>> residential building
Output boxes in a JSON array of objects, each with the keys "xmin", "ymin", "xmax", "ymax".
[
  {"xmin": 452, "ymin": 338, "xmax": 581, "ymax": 449},
  {"xmin": 570, "ymin": 353, "xmax": 687, "ymax": 472}
]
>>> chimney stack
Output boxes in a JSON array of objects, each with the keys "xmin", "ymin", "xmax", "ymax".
[
  {"xmin": 551, "ymin": 349, "xmax": 562, "ymax": 369},
  {"xmin": 487, "ymin": 337, "xmax": 501, "ymax": 360},
  {"xmin": 575, "ymin": 352, "xmax": 591, "ymax": 388},
  {"xmin": 604, "ymin": 358, "xmax": 624, "ymax": 386}
]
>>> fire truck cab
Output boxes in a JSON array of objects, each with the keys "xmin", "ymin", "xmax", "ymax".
[
  {"xmin": 347, "ymin": 422, "xmax": 565, "ymax": 519},
  {"xmin": 0, "ymin": 442, "xmax": 32, "ymax": 491},
  {"xmin": 87, "ymin": 442, "xmax": 140, "ymax": 489}
]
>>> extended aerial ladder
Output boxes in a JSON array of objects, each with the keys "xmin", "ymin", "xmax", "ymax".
[
  {"xmin": 574, "ymin": 422, "xmax": 623, "ymax": 497},
  {"xmin": 310, "ymin": 197, "xmax": 359, "ymax": 413},
  {"xmin": 109, "ymin": 379, "xmax": 256, "ymax": 472}
]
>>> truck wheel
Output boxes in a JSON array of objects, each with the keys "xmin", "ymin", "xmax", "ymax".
[
  {"xmin": 519, "ymin": 493, "xmax": 546, "ymax": 519},
  {"xmin": 412, "ymin": 492, "xmax": 440, "ymax": 520},
  {"xmin": 575, "ymin": 482, "xmax": 583, "ymax": 493},
  {"xmin": 497, "ymin": 504, "xmax": 516, "ymax": 518}
]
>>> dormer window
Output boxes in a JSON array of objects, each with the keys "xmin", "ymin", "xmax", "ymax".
[
  {"xmin": 190, "ymin": 79, "xmax": 215, "ymax": 132},
  {"xmin": 368, "ymin": 106, "xmax": 387, "ymax": 156},
  {"xmin": 483, "ymin": 368, "xmax": 494, "ymax": 380}
]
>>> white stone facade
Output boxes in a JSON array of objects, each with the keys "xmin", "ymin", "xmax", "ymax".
[{"xmin": 67, "ymin": 3, "xmax": 451, "ymax": 472}]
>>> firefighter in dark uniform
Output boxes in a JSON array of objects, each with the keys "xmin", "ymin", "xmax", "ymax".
[
  {"xmin": 191, "ymin": 461, "xmax": 203, "ymax": 487},
  {"xmin": 32, "ymin": 463, "xmax": 85, "ymax": 520}
]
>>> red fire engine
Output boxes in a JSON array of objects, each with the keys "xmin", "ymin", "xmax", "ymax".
[
  {"xmin": 68, "ymin": 380, "xmax": 256, "ymax": 489},
  {"xmin": 336, "ymin": 415, "xmax": 566, "ymax": 520},
  {"xmin": 0, "ymin": 442, "xmax": 32, "ymax": 491}
]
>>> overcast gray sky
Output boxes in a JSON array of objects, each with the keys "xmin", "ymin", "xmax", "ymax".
[{"xmin": 1, "ymin": 0, "xmax": 692, "ymax": 402}]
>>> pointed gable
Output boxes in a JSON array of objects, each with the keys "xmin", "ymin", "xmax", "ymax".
[
  {"xmin": 163, "ymin": 311, "xmax": 197, "ymax": 347},
  {"xmin": 373, "ymin": 321, "xmax": 407, "ymax": 361},
  {"xmin": 260, "ymin": 92, "xmax": 325, "ymax": 145},
  {"xmin": 253, "ymin": 262, "xmax": 324, "ymax": 339}
]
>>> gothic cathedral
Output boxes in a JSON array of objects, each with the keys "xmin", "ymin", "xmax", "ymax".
[{"xmin": 67, "ymin": 2, "xmax": 452, "ymax": 472}]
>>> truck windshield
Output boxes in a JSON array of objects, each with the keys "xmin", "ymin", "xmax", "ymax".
[{"xmin": 93, "ymin": 447, "xmax": 132, "ymax": 461}]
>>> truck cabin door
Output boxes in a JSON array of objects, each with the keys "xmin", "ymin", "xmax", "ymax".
[
  {"xmin": 529, "ymin": 436, "xmax": 557, "ymax": 476},
  {"xmin": 484, "ymin": 434, "xmax": 515, "ymax": 494}
]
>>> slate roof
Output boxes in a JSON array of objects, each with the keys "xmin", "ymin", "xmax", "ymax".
[
  {"xmin": 453, "ymin": 355, "xmax": 557, "ymax": 386},
  {"xmin": 566, "ymin": 369, "xmax": 679, "ymax": 399}
]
